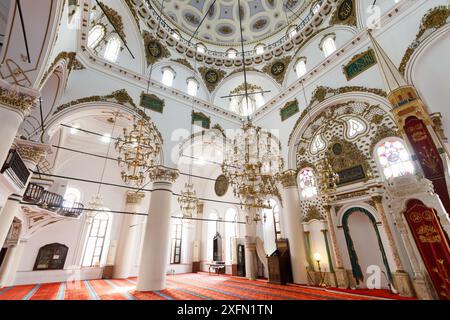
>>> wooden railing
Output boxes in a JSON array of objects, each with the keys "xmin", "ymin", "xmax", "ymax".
[
  {"xmin": 23, "ymin": 183, "xmax": 84, "ymax": 218},
  {"xmin": 1, "ymin": 149, "xmax": 30, "ymax": 189}
]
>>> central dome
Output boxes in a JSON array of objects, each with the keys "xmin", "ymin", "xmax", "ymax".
[{"xmin": 150, "ymin": 0, "xmax": 309, "ymax": 46}]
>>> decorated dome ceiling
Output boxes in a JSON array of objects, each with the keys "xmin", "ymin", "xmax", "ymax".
[{"xmin": 150, "ymin": 0, "xmax": 310, "ymax": 46}]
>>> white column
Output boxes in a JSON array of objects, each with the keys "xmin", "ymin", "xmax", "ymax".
[
  {"xmin": 113, "ymin": 191, "xmax": 145, "ymax": 279},
  {"xmin": 0, "ymin": 240, "xmax": 26, "ymax": 287},
  {"xmin": 0, "ymin": 80, "xmax": 39, "ymax": 166},
  {"xmin": 181, "ymin": 222, "xmax": 195, "ymax": 267},
  {"xmin": 0, "ymin": 199, "xmax": 21, "ymax": 251},
  {"xmin": 244, "ymin": 207, "xmax": 257, "ymax": 280},
  {"xmin": 137, "ymin": 167, "xmax": 179, "ymax": 291},
  {"xmin": 278, "ymin": 170, "xmax": 308, "ymax": 284}
]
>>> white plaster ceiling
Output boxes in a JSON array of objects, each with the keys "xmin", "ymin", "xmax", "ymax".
[{"xmin": 151, "ymin": 0, "xmax": 309, "ymax": 45}]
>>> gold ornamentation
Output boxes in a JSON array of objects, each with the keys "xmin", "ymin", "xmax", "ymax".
[
  {"xmin": 277, "ymin": 169, "xmax": 298, "ymax": 188},
  {"xmin": 330, "ymin": 0, "xmax": 357, "ymax": 27},
  {"xmin": 199, "ymin": 67, "xmax": 226, "ymax": 92},
  {"xmin": 39, "ymin": 52, "xmax": 77, "ymax": 87},
  {"xmin": 288, "ymin": 86, "xmax": 387, "ymax": 145},
  {"xmin": 15, "ymin": 145, "xmax": 47, "ymax": 163},
  {"xmin": 304, "ymin": 206, "xmax": 323, "ymax": 222},
  {"xmin": 126, "ymin": 191, "xmax": 145, "ymax": 205},
  {"xmin": 230, "ymin": 83, "xmax": 263, "ymax": 95},
  {"xmin": 0, "ymin": 85, "xmax": 38, "ymax": 112},
  {"xmin": 262, "ymin": 57, "xmax": 291, "ymax": 84},
  {"xmin": 123, "ymin": 0, "xmax": 141, "ymax": 31},
  {"xmin": 149, "ymin": 166, "xmax": 179, "ymax": 183},
  {"xmin": 171, "ymin": 58, "xmax": 194, "ymax": 71},
  {"xmin": 342, "ymin": 48, "xmax": 376, "ymax": 81},
  {"xmin": 143, "ymin": 31, "xmax": 170, "ymax": 65},
  {"xmin": 399, "ymin": 6, "xmax": 450, "ymax": 75},
  {"xmin": 417, "ymin": 225, "xmax": 441, "ymax": 243},
  {"xmin": 98, "ymin": 1, "xmax": 127, "ymax": 41}
]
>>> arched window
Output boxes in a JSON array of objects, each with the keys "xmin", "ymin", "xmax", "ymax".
[
  {"xmin": 255, "ymin": 93, "xmax": 265, "ymax": 109},
  {"xmin": 104, "ymin": 36, "xmax": 121, "ymax": 62},
  {"xmin": 196, "ymin": 43, "xmax": 206, "ymax": 54},
  {"xmin": 63, "ymin": 187, "xmax": 81, "ymax": 208},
  {"xmin": 255, "ymin": 44, "xmax": 265, "ymax": 55},
  {"xmin": 321, "ymin": 36, "xmax": 336, "ymax": 57},
  {"xmin": 161, "ymin": 67, "xmax": 175, "ymax": 87},
  {"xmin": 298, "ymin": 168, "xmax": 318, "ymax": 199},
  {"xmin": 376, "ymin": 139, "xmax": 414, "ymax": 180},
  {"xmin": 82, "ymin": 211, "xmax": 111, "ymax": 267},
  {"xmin": 287, "ymin": 25, "xmax": 298, "ymax": 39},
  {"xmin": 225, "ymin": 208, "xmax": 237, "ymax": 262},
  {"xmin": 187, "ymin": 77, "xmax": 199, "ymax": 96},
  {"xmin": 170, "ymin": 219, "xmax": 183, "ymax": 264},
  {"xmin": 207, "ymin": 212, "xmax": 218, "ymax": 261},
  {"xmin": 227, "ymin": 49, "xmax": 237, "ymax": 59},
  {"xmin": 87, "ymin": 24, "xmax": 105, "ymax": 48},
  {"xmin": 295, "ymin": 59, "xmax": 307, "ymax": 78},
  {"xmin": 346, "ymin": 118, "xmax": 367, "ymax": 139}
]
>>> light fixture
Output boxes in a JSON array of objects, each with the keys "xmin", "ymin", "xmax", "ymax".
[
  {"xmin": 313, "ymin": 252, "xmax": 321, "ymax": 262},
  {"xmin": 115, "ymin": 116, "xmax": 161, "ymax": 186},
  {"xmin": 313, "ymin": 252, "xmax": 326, "ymax": 287}
]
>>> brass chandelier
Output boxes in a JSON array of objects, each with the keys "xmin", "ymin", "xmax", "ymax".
[
  {"xmin": 115, "ymin": 116, "xmax": 161, "ymax": 186},
  {"xmin": 222, "ymin": 122, "xmax": 284, "ymax": 211}
]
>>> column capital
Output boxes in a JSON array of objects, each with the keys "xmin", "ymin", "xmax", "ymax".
[
  {"xmin": 13, "ymin": 139, "xmax": 51, "ymax": 165},
  {"xmin": 149, "ymin": 166, "xmax": 179, "ymax": 183},
  {"xmin": 0, "ymin": 79, "xmax": 39, "ymax": 114},
  {"xmin": 126, "ymin": 191, "xmax": 145, "ymax": 205},
  {"xmin": 277, "ymin": 169, "xmax": 298, "ymax": 188}
]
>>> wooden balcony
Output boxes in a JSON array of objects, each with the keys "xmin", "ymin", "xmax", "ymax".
[{"xmin": 23, "ymin": 183, "xmax": 84, "ymax": 218}]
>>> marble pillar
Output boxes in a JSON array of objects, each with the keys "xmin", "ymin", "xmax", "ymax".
[
  {"xmin": 278, "ymin": 169, "xmax": 308, "ymax": 284},
  {"xmin": 372, "ymin": 195, "xmax": 415, "ymax": 297},
  {"xmin": 0, "ymin": 240, "xmax": 26, "ymax": 287},
  {"xmin": 136, "ymin": 167, "xmax": 179, "ymax": 291},
  {"xmin": 113, "ymin": 191, "xmax": 145, "ymax": 279},
  {"xmin": 244, "ymin": 209, "xmax": 257, "ymax": 280}
]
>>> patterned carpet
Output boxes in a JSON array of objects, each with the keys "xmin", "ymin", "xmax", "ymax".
[{"xmin": 0, "ymin": 273, "xmax": 413, "ymax": 300}]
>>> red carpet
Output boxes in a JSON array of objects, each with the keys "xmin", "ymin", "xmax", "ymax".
[{"xmin": 0, "ymin": 273, "xmax": 415, "ymax": 300}]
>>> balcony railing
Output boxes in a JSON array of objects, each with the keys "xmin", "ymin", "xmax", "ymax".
[
  {"xmin": 1, "ymin": 149, "xmax": 30, "ymax": 189},
  {"xmin": 23, "ymin": 183, "xmax": 84, "ymax": 218}
]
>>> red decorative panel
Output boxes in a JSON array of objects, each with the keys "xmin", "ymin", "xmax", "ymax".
[{"xmin": 404, "ymin": 199, "xmax": 450, "ymax": 299}]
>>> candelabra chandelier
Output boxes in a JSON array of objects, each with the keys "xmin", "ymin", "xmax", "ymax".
[
  {"xmin": 222, "ymin": 122, "xmax": 284, "ymax": 211},
  {"xmin": 178, "ymin": 182, "xmax": 199, "ymax": 222},
  {"xmin": 115, "ymin": 117, "xmax": 161, "ymax": 186}
]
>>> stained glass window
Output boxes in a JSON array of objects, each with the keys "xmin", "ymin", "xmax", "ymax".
[
  {"xmin": 298, "ymin": 168, "xmax": 318, "ymax": 199},
  {"xmin": 377, "ymin": 140, "xmax": 414, "ymax": 179}
]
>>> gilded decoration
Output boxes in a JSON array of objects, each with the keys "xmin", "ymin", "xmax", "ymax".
[
  {"xmin": 262, "ymin": 57, "xmax": 291, "ymax": 84},
  {"xmin": 399, "ymin": 6, "xmax": 450, "ymax": 75},
  {"xmin": 149, "ymin": 166, "xmax": 179, "ymax": 183},
  {"xmin": 126, "ymin": 191, "xmax": 145, "ymax": 205},
  {"xmin": 325, "ymin": 137, "xmax": 372, "ymax": 180},
  {"xmin": 171, "ymin": 58, "xmax": 194, "ymax": 71},
  {"xmin": 230, "ymin": 83, "xmax": 262, "ymax": 95},
  {"xmin": 330, "ymin": 0, "xmax": 357, "ymax": 27},
  {"xmin": 277, "ymin": 169, "xmax": 298, "ymax": 188},
  {"xmin": 15, "ymin": 145, "xmax": 48, "ymax": 163},
  {"xmin": 143, "ymin": 31, "xmax": 171, "ymax": 65},
  {"xmin": 97, "ymin": 2, "xmax": 127, "ymax": 41},
  {"xmin": 288, "ymin": 86, "xmax": 387, "ymax": 145},
  {"xmin": 211, "ymin": 123, "xmax": 226, "ymax": 137},
  {"xmin": 0, "ymin": 85, "xmax": 38, "ymax": 112},
  {"xmin": 39, "ymin": 52, "xmax": 78, "ymax": 87},
  {"xmin": 123, "ymin": 0, "xmax": 141, "ymax": 31},
  {"xmin": 214, "ymin": 175, "xmax": 229, "ymax": 197},
  {"xmin": 304, "ymin": 206, "xmax": 323, "ymax": 223},
  {"xmin": 199, "ymin": 67, "xmax": 226, "ymax": 93}
]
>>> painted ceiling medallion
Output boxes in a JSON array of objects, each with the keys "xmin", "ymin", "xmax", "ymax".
[
  {"xmin": 149, "ymin": 0, "xmax": 308, "ymax": 45},
  {"xmin": 199, "ymin": 67, "xmax": 227, "ymax": 92}
]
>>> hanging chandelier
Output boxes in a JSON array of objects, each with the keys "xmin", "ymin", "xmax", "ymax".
[
  {"xmin": 178, "ymin": 182, "xmax": 199, "ymax": 225},
  {"xmin": 115, "ymin": 116, "xmax": 161, "ymax": 186},
  {"xmin": 222, "ymin": 122, "xmax": 284, "ymax": 212}
]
